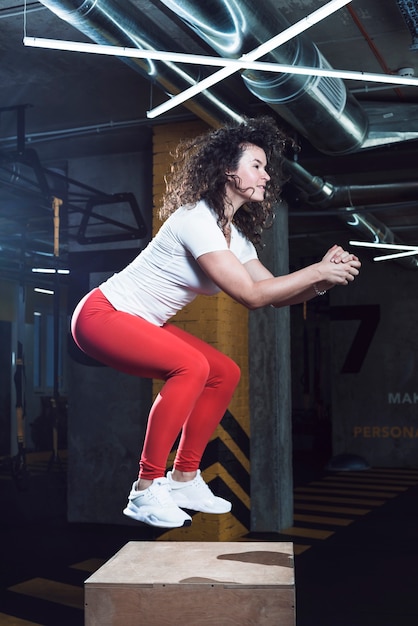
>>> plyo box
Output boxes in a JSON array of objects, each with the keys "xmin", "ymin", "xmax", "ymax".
[{"xmin": 85, "ymin": 541, "xmax": 295, "ymax": 625}]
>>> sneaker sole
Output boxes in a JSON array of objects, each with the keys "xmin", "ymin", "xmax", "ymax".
[
  {"xmin": 123, "ymin": 506, "xmax": 192, "ymax": 528},
  {"xmin": 173, "ymin": 500, "xmax": 232, "ymax": 514}
]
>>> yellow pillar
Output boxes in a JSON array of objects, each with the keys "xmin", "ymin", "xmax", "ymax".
[{"xmin": 152, "ymin": 122, "xmax": 251, "ymax": 540}]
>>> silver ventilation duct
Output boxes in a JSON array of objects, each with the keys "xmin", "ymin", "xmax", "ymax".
[
  {"xmin": 156, "ymin": 0, "xmax": 418, "ymax": 152},
  {"xmin": 153, "ymin": 0, "xmax": 418, "ymax": 267},
  {"xmin": 156, "ymin": 0, "xmax": 369, "ymax": 155},
  {"xmin": 37, "ymin": 0, "xmax": 246, "ymax": 128},
  {"xmin": 37, "ymin": 0, "xmax": 418, "ymax": 267},
  {"xmin": 283, "ymin": 158, "xmax": 418, "ymax": 269},
  {"xmin": 39, "ymin": 0, "xmax": 418, "ymax": 154},
  {"xmin": 284, "ymin": 159, "xmax": 418, "ymax": 209}
]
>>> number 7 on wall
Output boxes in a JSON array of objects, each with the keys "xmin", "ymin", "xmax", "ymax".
[{"xmin": 330, "ymin": 305, "xmax": 380, "ymax": 373}]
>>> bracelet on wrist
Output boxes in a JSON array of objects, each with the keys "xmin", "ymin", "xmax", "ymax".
[{"xmin": 313, "ymin": 283, "xmax": 327, "ymax": 297}]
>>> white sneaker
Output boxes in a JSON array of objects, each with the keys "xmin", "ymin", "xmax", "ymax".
[
  {"xmin": 167, "ymin": 470, "xmax": 232, "ymax": 514},
  {"xmin": 123, "ymin": 477, "xmax": 192, "ymax": 528}
]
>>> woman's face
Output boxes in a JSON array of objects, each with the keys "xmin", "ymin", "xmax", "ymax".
[{"xmin": 225, "ymin": 143, "xmax": 270, "ymax": 210}]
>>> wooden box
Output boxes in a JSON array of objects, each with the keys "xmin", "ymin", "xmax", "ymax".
[{"xmin": 85, "ymin": 541, "xmax": 295, "ymax": 625}]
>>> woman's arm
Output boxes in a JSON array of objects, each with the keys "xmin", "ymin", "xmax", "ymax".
[{"xmin": 197, "ymin": 244, "xmax": 361, "ymax": 310}]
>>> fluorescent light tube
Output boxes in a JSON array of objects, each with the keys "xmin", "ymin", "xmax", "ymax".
[
  {"xmin": 23, "ymin": 0, "xmax": 354, "ymax": 118},
  {"xmin": 373, "ymin": 250, "xmax": 418, "ymax": 262},
  {"xmin": 22, "ymin": 37, "xmax": 418, "ymax": 88},
  {"xmin": 25, "ymin": 0, "xmax": 418, "ymax": 120},
  {"xmin": 349, "ymin": 240, "xmax": 418, "ymax": 251},
  {"xmin": 34, "ymin": 287, "xmax": 54, "ymax": 294},
  {"xmin": 147, "ymin": 0, "xmax": 353, "ymax": 117},
  {"xmin": 349, "ymin": 240, "xmax": 418, "ymax": 262}
]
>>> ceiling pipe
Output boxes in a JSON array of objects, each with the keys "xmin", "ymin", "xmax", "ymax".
[
  {"xmin": 283, "ymin": 158, "xmax": 418, "ymax": 268},
  {"xmin": 37, "ymin": 0, "xmax": 246, "ymax": 128},
  {"xmin": 35, "ymin": 0, "xmax": 418, "ymax": 261},
  {"xmin": 38, "ymin": 0, "xmax": 418, "ymax": 153},
  {"xmin": 283, "ymin": 159, "xmax": 418, "ymax": 209},
  {"xmin": 155, "ymin": 0, "xmax": 418, "ymax": 151},
  {"xmin": 154, "ymin": 0, "xmax": 369, "ymax": 155}
]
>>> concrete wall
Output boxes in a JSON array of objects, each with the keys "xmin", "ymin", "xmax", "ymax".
[
  {"xmin": 67, "ymin": 148, "xmax": 154, "ymax": 524},
  {"xmin": 289, "ymin": 249, "xmax": 418, "ymax": 470},
  {"xmin": 330, "ymin": 256, "xmax": 418, "ymax": 468}
]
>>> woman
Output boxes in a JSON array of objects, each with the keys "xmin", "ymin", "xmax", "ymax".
[{"xmin": 71, "ymin": 116, "xmax": 361, "ymax": 529}]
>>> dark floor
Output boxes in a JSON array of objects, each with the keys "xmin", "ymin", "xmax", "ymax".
[{"xmin": 1, "ymin": 451, "xmax": 418, "ymax": 626}]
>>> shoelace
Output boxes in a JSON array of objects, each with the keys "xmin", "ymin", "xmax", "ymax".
[
  {"xmin": 149, "ymin": 480, "xmax": 177, "ymax": 506},
  {"xmin": 192, "ymin": 475, "xmax": 214, "ymax": 497}
]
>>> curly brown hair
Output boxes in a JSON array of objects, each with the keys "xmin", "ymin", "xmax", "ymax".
[{"xmin": 159, "ymin": 116, "xmax": 294, "ymax": 246}]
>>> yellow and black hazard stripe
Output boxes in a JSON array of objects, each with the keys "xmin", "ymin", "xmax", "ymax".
[{"xmin": 158, "ymin": 410, "xmax": 250, "ymax": 541}]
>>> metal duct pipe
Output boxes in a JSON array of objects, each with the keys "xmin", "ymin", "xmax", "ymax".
[
  {"xmin": 155, "ymin": 0, "xmax": 369, "ymax": 155},
  {"xmin": 283, "ymin": 158, "xmax": 418, "ymax": 269},
  {"xmin": 284, "ymin": 158, "xmax": 418, "ymax": 209},
  {"xmin": 38, "ymin": 0, "xmax": 245, "ymax": 127}
]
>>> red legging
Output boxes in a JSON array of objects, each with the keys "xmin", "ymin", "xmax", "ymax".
[{"xmin": 71, "ymin": 288, "xmax": 241, "ymax": 480}]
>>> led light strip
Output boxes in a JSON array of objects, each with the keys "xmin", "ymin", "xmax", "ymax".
[
  {"xmin": 349, "ymin": 240, "xmax": 418, "ymax": 262},
  {"xmin": 23, "ymin": 36, "xmax": 418, "ymax": 86},
  {"xmin": 147, "ymin": 0, "xmax": 353, "ymax": 116},
  {"xmin": 23, "ymin": 0, "xmax": 418, "ymax": 119},
  {"xmin": 23, "ymin": 0, "xmax": 355, "ymax": 118}
]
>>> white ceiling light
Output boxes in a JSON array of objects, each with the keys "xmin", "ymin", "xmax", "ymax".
[
  {"xmin": 31, "ymin": 267, "xmax": 70, "ymax": 274},
  {"xmin": 23, "ymin": 37, "xmax": 418, "ymax": 86},
  {"xmin": 23, "ymin": 0, "xmax": 352, "ymax": 119},
  {"xmin": 349, "ymin": 240, "xmax": 418, "ymax": 261},
  {"xmin": 23, "ymin": 0, "xmax": 418, "ymax": 119},
  {"xmin": 147, "ymin": 0, "xmax": 353, "ymax": 118},
  {"xmin": 25, "ymin": 0, "xmax": 353, "ymax": 117}
]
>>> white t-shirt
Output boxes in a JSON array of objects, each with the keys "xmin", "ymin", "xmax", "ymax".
[{"xmin": 99, "ymin": 199, "xmax": 258, "ymax": 326}]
